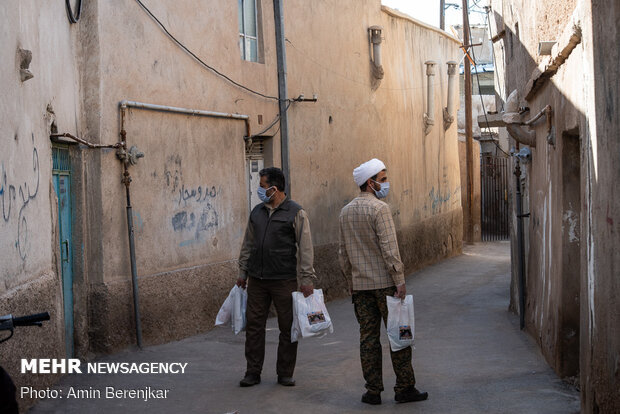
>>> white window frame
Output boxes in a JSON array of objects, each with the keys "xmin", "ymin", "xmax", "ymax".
[{"xmin": 239, "ymin": 0, "xmax": 259, "ymax": 62}]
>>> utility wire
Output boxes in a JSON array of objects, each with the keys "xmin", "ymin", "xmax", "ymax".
[
  {"xmin": 469, "ymin": 0, "xmax": 488, "ymax": 14},
  {"xmin": 466, "ymin": 11, "xmax": 510, "ymax": 157},
  {"xmin": 134, "ymin": 0, "xmax": 281, "ymax": 102},
  {"xmin": 247, "ymin": 100, "xmax": 292, "ymax": 139},
  {"xmin": 471, "ymin": 0, "xmax": 485, "ymax": 11},
  {"xmin": 66, "ymin": 0, "xmax": 82, "ymax": 23}
]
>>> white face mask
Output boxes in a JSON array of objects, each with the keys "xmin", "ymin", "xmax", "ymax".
[
  {"xmin": 371, "ymin": 180, "xmax": 390, "ymax": 199},
  {"xmin": 257, "ymin": 185, "xmax": 276, "ymax": 203}
]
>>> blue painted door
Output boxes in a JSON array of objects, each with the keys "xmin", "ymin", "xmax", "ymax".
[{"xmin": 52, "ymin": 146, "xmax": 74, "ymax": 357}]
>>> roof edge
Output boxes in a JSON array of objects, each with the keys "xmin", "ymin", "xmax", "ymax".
[{"xmin": 381, "ymin": 5, "xmax": 462, "ymax": 45}]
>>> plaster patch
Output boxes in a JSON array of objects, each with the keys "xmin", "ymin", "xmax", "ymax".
[{"xmin": 562, "ymin": 208, "xmax": 580, "ymax": 242}]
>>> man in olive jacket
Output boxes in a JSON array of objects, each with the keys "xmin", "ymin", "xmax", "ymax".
[{"xmin": 237, "ymin": 167, "xmax": 316, "ymax": 387}]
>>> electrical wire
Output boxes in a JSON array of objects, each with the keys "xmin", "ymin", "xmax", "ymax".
[
  {"xmin": 469, "ymin": 0, "xmax": 489, "ymax": 14},
  {"xmin": 471, "ymin": 0, "xmax": 485, "ymax": 11},
  {"xmin": 266, "ymin": 123, "xmax": 281, "ymax": 138},
  {"xmin": 66, "ymin": 0, "xmax": 82, "ymax": 24},
  {"xmin": 134, "ymin": 0, "xmax": 281, "ymax": 102},
  {"xmin": 247, "ymin": 100, "xmax": 292, "ymax": 139},
  {"xmin": 465, "ymin": 5, "xmax": 510, "ymax": 157}
]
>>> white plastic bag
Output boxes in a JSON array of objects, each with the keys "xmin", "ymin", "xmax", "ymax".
[
  {"xmin": 291, "ymin": 289, "xmax": 333, "ymax": 342},
  {"xmin": 386, "ymin": 295, "xmax": 415, "ymax": 351},
  {"xmin": 215, "ymin": 285, "xmax": 247, "ymax": 335}
]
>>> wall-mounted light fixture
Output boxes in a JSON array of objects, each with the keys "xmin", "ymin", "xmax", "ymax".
[
  {"xmin": 368, "ymin": 26, "xmax": 384, "ymax": 81},
  {"xmin": 443, "ymin": 61, "xmax": 457, "ymax": 129},
  {"xmin": 424, "ymin": 60, "xmax": 436, "ymax": 135}
]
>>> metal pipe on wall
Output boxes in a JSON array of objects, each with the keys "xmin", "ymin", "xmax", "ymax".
[
  {"xmin": 514, "ymin": 157, "xmax": 526, "ymax": 329},
  {"xmin": 273, "ymin": 0, "xmax": 291, "ymax": 196},
  {"xmin": 118, "ymin": 100, "xmax": 251, "ymax": 348},
  {"xmin": 118, "ymin": 107, "xmax": 143, "ymax": 348},
  {"xmin": 50, "ymin": 132, "xmax": 122, "ymax": 149},
  {"xmin": 119, "ymin": 100, "xmax": 251, "ymax": 137},
  {"xmin": 123, "ymin": 174, "xmax": 143, "ymax": 348}
]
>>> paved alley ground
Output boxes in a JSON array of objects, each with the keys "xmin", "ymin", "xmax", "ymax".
[{"xmin": 29, "ymin": 242, "xmax": 579, "ymax": 413}]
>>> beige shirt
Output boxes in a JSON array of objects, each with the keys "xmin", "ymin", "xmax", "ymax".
[
  {"xmin": 338, "ymin": 192, "xmax": 405, "ymax": 291},
  {"xmin": 238, "ymin": 201, "xmax": 317, "ymax": 286}
]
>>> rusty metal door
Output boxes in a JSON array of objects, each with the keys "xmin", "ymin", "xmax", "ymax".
[{"xmin": 481, "ymin": 156, "xmax": 510, "ymax": 241}]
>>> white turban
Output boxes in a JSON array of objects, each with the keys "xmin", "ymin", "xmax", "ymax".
[{"xmin": 353, "ymin": 158, "xmax": 386, "ymax": 187}]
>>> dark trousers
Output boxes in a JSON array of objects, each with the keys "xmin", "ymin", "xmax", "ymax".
[
  {"xmin": 0, "ymin": 366, "xmax": 18, "ymax": 414},
  {"xmin": 353, "ymin": 286, "xmax": 416, "ymax": 394},
  {"xmin": 245, "ymin": 277, "xmax": 298, "ymax": 377}
]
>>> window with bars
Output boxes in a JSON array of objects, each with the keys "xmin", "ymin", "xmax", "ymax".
[
  {"xmin": 238, "ymin": 0, "xmax": 259, "ymax": 62},
  {"xmin": 52, "ymin": 145, "xmax": 71, "ymax": 173}
]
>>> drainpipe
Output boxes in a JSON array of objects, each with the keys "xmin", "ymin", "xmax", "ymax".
[
  {"xmin": 502, "ymin": 90, "xmax": 554, "ymax": 148},
  {"xmin": 369, "ymin": 26, "xmax": 383, "ymax": 68},
  {"xmin": 273, "ymin": 0, "xmax": 291, "ymax": 196},
  {"xmin": 514, "ymin": 156, "xmax": 526, "ymax": 330},
  {"xmin": 443, "ymin": 61, "xmax": 457, "ymax": 130},
  {"xmin": 118, "ymin": 100, "xmax": 251, "ymax": 348},
  {"xmin": 368, "ymin": 26, "xmax": 385, "ymax": 82},
  {"xmin": 423, "ymin": 61, "xmax": 436, "ymax": 135}
]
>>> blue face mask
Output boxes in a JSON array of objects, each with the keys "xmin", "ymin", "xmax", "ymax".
[
  {"xmin": 372, "ymin": 180, "xmax": 390, "ymax": 199},
  {"xmin": 257, "ymin": 186, "xmax": 275, "ymax": 203}
]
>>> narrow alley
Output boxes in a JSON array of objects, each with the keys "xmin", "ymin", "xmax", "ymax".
[{"xmin": 30, "ymin": 242, "xmax": 579, "ymax": 414}]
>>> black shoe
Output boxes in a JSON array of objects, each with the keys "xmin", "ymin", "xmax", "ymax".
[
  {"xmin": 277, "ymin": 376, "xmax": 296, "ymax": 386},
  {"xmin": 395, "ymin": 387, "xmax": 428, "ymax": 403},
  {"xmin": 239, "ymin": 374, "xmax": 261, "ymax": 387},
  {"xmin": 361, "ymin": 392, "xmax": 381, "ymax": 405}
]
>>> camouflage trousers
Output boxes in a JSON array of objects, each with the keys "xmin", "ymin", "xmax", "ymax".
[{"xmin": 352, "ymin": 286, "xmax": 416, "ymax": 394}]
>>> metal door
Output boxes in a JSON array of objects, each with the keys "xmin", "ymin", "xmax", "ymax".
[
  {"xmin": 481, "ymin": 155, "xmax": 510, "ymax": 241},
  {"xmin": 52, "ymin": 146, "xmax": 74, "ymax": 357}
]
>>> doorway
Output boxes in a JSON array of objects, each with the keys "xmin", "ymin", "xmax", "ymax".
[
  {"xmin": 245, "ymin": 137, "xmax": 273, "ymax": 212},
  {"xmin": 52, "ymin": 144, "xmax": 74, "ymax": 358},
  {"xmin": 560, "ymin": 127, "xmax": 581, "ymax": 378},
  {"xmin": 481, "ymin": 155, "xmax": 510, "ymax": 241}
]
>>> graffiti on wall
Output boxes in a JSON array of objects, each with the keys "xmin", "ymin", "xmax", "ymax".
[
  {"xmin": 429, "ymin": 186, "xmax": 451, "ymax": 215},
  {"xmin": 163, "ymin": 154, "xmax": 221, "ymax": 247},
  {"xmin": 1, "ymin": 142, "xmax": 40, "ymax": 261},
  {"xmin": 177, "ymin": 184, "xmax": 218, "ymax": 206}
]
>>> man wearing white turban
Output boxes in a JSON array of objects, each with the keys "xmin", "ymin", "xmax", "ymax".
[{"xmin": 339, "ymin": 158, "xmax": 428, "ymax": 405}]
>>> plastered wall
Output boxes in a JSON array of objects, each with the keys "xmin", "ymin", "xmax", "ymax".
[
  {"xmin": 491, "ymin": 0, "xmax": 620, "ymax": 411},
  {"xmin": 0, "ymin": 1, "xmax": 82, "ymax": 410},
  {"xmin": 2, "ymin": 0, "xmax": 464, "ymax": 368}
]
